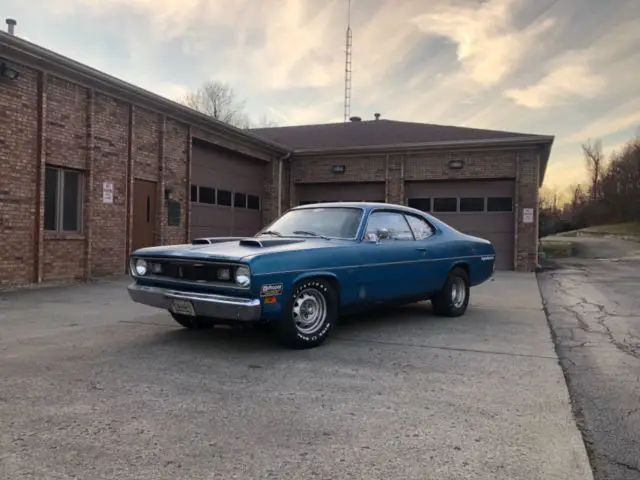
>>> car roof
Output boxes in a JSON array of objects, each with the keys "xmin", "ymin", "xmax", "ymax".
[{"xmin": 291, "ymin": 201, "xmax": 427, "ymax": 216}]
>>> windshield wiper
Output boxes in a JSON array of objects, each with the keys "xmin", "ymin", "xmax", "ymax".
[
  {"xmin": 292, "ymin": 230, "xmax": 330, "ymax": 240},
  {"xmin": 260, "ymin": 230, "xmax": 282, "ymax": 237}
]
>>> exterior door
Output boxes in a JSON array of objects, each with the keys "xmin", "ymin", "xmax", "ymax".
[{"xmin": 132, "ymin": 179, "xmax": 157, "ymax": 252}]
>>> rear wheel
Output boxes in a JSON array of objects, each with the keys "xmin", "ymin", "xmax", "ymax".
[
  {"xmin": 432, "ymin": 267, "xmax": 470, "ymax": 317},
  {"xmin": 170, "ymin": 312, "xmax": 214, "ymax": 330},
  {"xmin": 275, "ymin": 278, "xmax": 338, "ymax": 349}
]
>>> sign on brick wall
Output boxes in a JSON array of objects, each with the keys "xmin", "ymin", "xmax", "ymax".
[{"xmin": 102, "ymin": 182, "xmax": 114, "ymax": 204}]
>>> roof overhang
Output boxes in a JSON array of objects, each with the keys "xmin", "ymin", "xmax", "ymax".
[
  {"xmin": 0, "ymin": 32, "xmax": 289, "ymax": 158},
  {"xmin": 292, "ymin": 135, "xmax": 555, "ymax": 187}
]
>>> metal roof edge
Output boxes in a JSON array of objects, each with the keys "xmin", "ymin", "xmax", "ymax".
[{"xmin": 0, "ymin": 32, "xmax": 289, "ymax": 156}]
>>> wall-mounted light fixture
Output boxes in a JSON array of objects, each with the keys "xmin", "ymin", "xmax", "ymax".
[
  {"xmin": 448, "ymin": 159, "xmax": 464, "ymax": 170},
  {"xmin": 0, "ymin": 59, "xmax": 20, "ymax": 80},
  {"xmin": 332, "ymin": 165, "xmax": 346, "ymax": 174},
  {"xmin": 164, "ymin": 186, "xmax": 174, "ymax": 201}
]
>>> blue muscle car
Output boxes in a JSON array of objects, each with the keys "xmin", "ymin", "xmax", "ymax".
[{"xmin": 127, "ymin": 202, "xmax": 496, "ymax": 349}]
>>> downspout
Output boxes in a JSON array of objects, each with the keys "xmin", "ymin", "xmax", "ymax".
[{"xmin": 277, "ymin": 152, "xmax": 291, "ymax": 217}]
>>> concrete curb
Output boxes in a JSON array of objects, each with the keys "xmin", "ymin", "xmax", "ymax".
[{"xmin": 575, "ymin": 231, "xmax": 640, "ymax": 242}]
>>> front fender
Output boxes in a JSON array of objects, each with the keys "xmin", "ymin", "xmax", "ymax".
[{"xmin": 292, "ymin": 270, "xmax": 339, "ymax": 287}]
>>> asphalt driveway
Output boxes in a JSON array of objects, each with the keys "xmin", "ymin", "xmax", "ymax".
[
  {"xmin": 538, "ymin": 236, "xmax": 640, "ymax": 479},
  {"xmin": 0, "ymin": 273, "xmax": 591, "ymax": 480}
]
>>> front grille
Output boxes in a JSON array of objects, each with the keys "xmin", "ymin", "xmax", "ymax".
[{"xmin": 145, "ymin": 259, "xmax": 238, "ymax": 285}]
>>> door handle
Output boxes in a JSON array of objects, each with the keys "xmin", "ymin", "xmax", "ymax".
[{"xmin": 416, "ymin": 247, "xmax": 428, "ymax": 252}]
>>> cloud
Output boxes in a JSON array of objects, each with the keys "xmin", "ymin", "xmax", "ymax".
[
  {"xmin": 504, "ymin": 16, "xmax": 640, "ymax": 109},
  {"xmin": 1, "ymin": 0, "xmax": 639, "ymax": 192},
  {"xmin": 411, "ymin": 0, "xmax": 555, "ymax": 86},
  {"xmin": 564, "ymin": 97, "xmax": 640, "ymax": 143},
  {"xmin": 505, "ymin": 60, "xmax": 606, "ymax": 109}
]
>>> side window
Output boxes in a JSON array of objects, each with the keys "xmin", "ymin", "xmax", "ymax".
[
  {"xmin": 365, "ymin": 211, "xmax": 414, "ymax": 241},
  {"xmin": 404, "ymin": 214, "xmax": 434, "ymax": 240}
]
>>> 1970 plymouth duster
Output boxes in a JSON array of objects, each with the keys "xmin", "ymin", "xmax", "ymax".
[{"xmin": 127, "ymin": 202, "xmax": 496, "ymax": 349}]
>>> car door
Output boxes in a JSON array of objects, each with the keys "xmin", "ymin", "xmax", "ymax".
[{"xmin": 358, "ymin": 210, "xmax": 425, "ymax": 302}]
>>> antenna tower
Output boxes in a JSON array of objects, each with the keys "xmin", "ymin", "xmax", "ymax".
[{"xmin": 343, "ymin": 0, "xmax": 353, "ymax": 122}]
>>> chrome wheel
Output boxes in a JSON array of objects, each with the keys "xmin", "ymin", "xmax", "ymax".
[
  {"xmin": 451, "ymin": 277, "xmax": 467, "ymax": 309},
  {"xmin": 292, "ymin": 288, "xmax": 327, "ymax": 335}
]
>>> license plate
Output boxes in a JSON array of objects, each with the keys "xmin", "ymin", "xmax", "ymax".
[{"xmin": 170, "ymin": 299, "xmax": 196, "ymax": 316}]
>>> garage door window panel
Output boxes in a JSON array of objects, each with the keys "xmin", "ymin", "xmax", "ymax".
[
  {"xmin": 408, "ymin": 198, "xmax": 431, "ymax": 212},
  {"xmin": 190, "ymin": 184, "xmax": 198, "ymax": 202},
  {"xmin": 487, "ymin": 197, "xmax": 513, "ymax": 212},
  {"xmin": 247, "ymin": 195, "xmax": 260, "ymax": 210},
  {"xmin": 217, "ymin": 189, "xmax": 232, "ymax": 206},
  {"xmin": 198, "ymin": 186, "xmax": 215, "ymax": 204},
  {"xmin": 433, "ymin": 197, "xmax": 458, "ymax": 213},
  {"xmin": 460, "ymin": 197, "xmax": 486, "ymax": 212},
  {"xmin": 44, "ymin": 166, "xmax": 83, "ymax": 234},
  {"xmin": 234, "ymin": 192, "xmax": 247, "ymax": 208}
]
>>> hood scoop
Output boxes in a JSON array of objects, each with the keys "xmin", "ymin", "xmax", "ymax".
[
  {"xmin": 238, "ymin": 239, "xmax": 264, "ymax": 247},
  {"xmin": 192, "ymin": 237, "xmax": 244, "ymax": 245},
  {"xmin": 239, "ymin": 237, "xmax": 306, "ymax": 248}
]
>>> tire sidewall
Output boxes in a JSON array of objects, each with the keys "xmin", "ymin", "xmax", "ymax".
[
  {"xmin": 446, "ymin": 268, "xmax": 470, "ymax": 315},
  {"xmin": 433, "ymin": 267, "xmax": 470, "ymax": 316},
  {"xmin": 280, "ymin": 278, "xmax": 338, "ymax": 348}
]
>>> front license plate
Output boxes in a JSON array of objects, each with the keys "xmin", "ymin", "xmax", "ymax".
[{"xmin": 171, "ymin": 299, "xmax": 196, "ymax": 316}]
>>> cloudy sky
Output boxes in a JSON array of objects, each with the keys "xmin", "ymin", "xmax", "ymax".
[{"xmin": 3, "ymin": 0, "xmax": 639, "ymax": 191}]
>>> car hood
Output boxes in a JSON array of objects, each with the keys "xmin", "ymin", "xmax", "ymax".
[{"xmin": 132, "ymin": 236, "xmax": 350, "ymax": 262}]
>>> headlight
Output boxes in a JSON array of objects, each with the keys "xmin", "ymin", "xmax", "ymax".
[
  {"xmin": 133, "ymin": 258, "xmax": 148, "ymax": 276},
  {"xmin": 234, "ymin": 266, "xmax": 251, "ymax": 287}
]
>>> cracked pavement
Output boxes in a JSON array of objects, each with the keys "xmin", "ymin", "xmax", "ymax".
[
  {"xmin": 538, "ymin": 237, "xmax": 640, "ymax": 480},
  {"xmin": 0, "ymin": 273, "xmax": 592, "ymax": 479}
]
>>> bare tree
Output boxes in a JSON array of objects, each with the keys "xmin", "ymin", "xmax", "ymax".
[
  {"xmin": 181, "ymin": 80, "xmax": 280, "ymax": 130},
  {"xmin": 181, "ymin": 80, "xmax": 251, "ymax": 128},
  {"xmin": 252, "ymin": 114, "xmax": 279, "ymax": 128},
  {"xmin": 581, "ymin": 139, "xmax": 605, "ymax": 201}
]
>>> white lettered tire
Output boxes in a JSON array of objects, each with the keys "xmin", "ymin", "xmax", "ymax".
[{"xmin": 275, "ymin": 278, "xmax": 338, "ymax": 349}]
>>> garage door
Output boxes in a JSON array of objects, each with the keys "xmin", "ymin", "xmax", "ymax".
[
  {"xmin": 406, "ymin": 180, "xmax": 515, "ymax": 270},
  {"xmin": 297, "ymin": 182, "xmax": 386, "ymax": 205},
  {"xmin": 190, "ymin": 139, "xmax": 265, "ymax": 239}
]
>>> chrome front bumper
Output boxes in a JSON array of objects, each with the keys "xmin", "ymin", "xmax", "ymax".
[{"xmin": 127, "ymin": 283, "xmax": 262, "ymax": 321}]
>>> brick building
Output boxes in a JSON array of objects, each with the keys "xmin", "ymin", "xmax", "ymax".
[{"xmin": 0, "ymin": 30, "xmax": 553, "ymax": 289}]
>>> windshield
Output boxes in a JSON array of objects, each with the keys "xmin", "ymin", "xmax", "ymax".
[{"xmin": 257, "ymin": 207, "xmax": 364, "ymax": 239}]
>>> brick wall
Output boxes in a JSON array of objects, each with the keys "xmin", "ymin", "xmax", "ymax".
[
  {"xmin": 289, "ymin": 147, "xmax": 540, "ymax": 272},
  {"xmin": 291, "ymin": 154, "xmax": 386, "ymax": 184},
  {"xmin": 90, "ymin": 92, "xmax": 129, "ymax": 277},
  {"xmin": 0, "ymin": 63, "xmax": 192, "ymax": 287},
  {"xmin": 515, "ymin": 148, "xmax": 540, "ymax": 272},
  {"xmin": 0, "ymin": 64, "xmax": 39, "ymax": 287},
  {"xmin": 164, "ymin": 118, "xmax": 189, "ymax": 245},
  {"xmin": 262, "ymin": 156, "xmax": 291, "ymax": 225}
]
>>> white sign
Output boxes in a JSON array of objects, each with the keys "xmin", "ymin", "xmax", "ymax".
[
  {"xmin": 522, "ymin": 207, "xmax": 534, "ymax": 224},
  {"xmin": 102, "ymin": 182, "xmax": 114, "ymax": 204}
]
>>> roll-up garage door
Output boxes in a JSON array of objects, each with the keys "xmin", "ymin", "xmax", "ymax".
[
  {"xmin": 190, "ymin": 140, "xmax": 266, "ymax": 239},
  {"xmin": 406, "ymin": 180, "xmax": 515, "ymax": 270}
]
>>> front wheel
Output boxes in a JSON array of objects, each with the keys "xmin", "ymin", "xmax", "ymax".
[
  {"xmin": 275, "ymin": 279, "xmax": 338, "ymax": 349},
  {"xmin": 431, "ymin": 267, "xmax": 470, "ymax": 317},
  {"xmin": 170, "ymin": 312, "xmax": 214, "ymax": 330}
]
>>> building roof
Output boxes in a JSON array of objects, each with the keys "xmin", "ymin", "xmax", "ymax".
[
  {"xmin": 249, "ymin": 119, "xmax": 550, "ymax": 151},
  {"xmin": 0, "ymin": 31, "xmax": 289, "ymax": 158}
]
